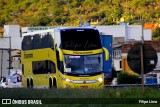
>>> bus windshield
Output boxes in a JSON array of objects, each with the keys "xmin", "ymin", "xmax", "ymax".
[
  {"xmin": 64, "ymin": 54, "xmax": 103, "ymax": 76},
  {"xmin": 61, "ymin": 29, "xmax": 102, "ymax": 51}
]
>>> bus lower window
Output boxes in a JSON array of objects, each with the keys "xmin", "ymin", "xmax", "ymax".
[{"xmin": 32, "ymin": 60, "xmax": 56, "ymax": 74}]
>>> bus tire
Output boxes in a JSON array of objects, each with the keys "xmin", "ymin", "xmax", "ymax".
[
  {"xmin": 49, "ymin": 78, "xmax": 52, "ymax": 89},
  {"xmin": 53, "ymin": 78, "xmax": 57, "ymax": 88},
  {"xmin": 30, "ymin": 79, "xmax": 34, "ymax": 88},
  {"xmin": 27, "ymin": 79, "xmax": 30, "ymax": 88}
]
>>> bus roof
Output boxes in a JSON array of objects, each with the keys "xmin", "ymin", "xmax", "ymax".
[
  {"xmin": 22, "ymin": 27, "xmax": 98, "ymax": 37},
  {"xmin": 22, "ymin": 29, "xmax": 54, "ymax": 37},
  {"xmin": 59, "ymin": 27, "xmax": 97, "ymax": 30}
]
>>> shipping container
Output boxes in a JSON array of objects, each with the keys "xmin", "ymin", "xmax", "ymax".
[{"xmin": 100, "ymin": 35, "xmax": 112, "ymax": 81}]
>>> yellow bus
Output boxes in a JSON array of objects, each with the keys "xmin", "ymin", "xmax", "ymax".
[{"xmin": 21, "ymin": 27, "xmax": 109, "ymax": 88}]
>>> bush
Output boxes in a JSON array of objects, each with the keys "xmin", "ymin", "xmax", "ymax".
[
  {"xmin": 153, "ymin": 27, "xmax": 160, "ymax": 39},
  {"xmin": 117, "ymin": 72, "xmax": 139, "ymax": 84}
]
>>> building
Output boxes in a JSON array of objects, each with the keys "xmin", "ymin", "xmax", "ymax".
[
  {"xmin": 122, "ymin": 41, "xmax": 160, "ymax": 73},
  {"xmin": 1, "ymin": 25, "xmax": 22, "ymax": 49},
  {"xmin": 0, "ymin": 49, "xmax": 9, "ymax": 78},
  {"xmin": 0, "ymin": 25, "xmax": 22, "ymax": 78},
  {"xmin": 112, "ymin": 44, "xmax": 122, "ymax": 71},
  {"xmin": 122, "ymin": 41, "xmax": 160, "ymax": 84},
  {"xmin": 96, "ymin": 25, "xmax": 152, "ymax": 42},
  {"xmin": 96, "ymin": 25, "xmax": 152, "ymax": 72}
]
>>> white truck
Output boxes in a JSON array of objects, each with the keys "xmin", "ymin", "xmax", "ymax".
[{"xmin": 0, "ymin": 69, "xmax": 22, "ymax": 88}]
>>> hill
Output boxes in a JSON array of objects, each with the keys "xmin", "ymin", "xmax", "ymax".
[{"xmin": 0, "ymin": 0, "xmax": 160, "ymax": 27}]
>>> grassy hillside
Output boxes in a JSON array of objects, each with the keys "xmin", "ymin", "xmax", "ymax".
[{"xmin": 0, "ymin": 0, "xmax": 160, "ymax": 27}]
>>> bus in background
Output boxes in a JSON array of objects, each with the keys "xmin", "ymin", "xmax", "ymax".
[{"xmin": 21, "ymin": 27, "xmax": 109, "ymax": 88}]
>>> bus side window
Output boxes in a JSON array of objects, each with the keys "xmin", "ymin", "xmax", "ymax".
[
  {"xmin": 60, "ymin": 61, "xmax": 64, "ymax": 73},
  {"xmin": 22, "ymin": 64, "xmax": 24, "ymax": 74},
  {"xmin": 32, "ymin": 34, "xmax": 41, "ymax": 49},
  {"xmin": 48, "ymin": 33, "xmax": 54, "ymax": 49},
  {"xmin": 56, "ymin": 49, "xmax": 60, "ymax": 71},
  {"xmin": 46, "ymin": 60, "xmax": 49, "ymax": 72},
  {"xmin": 41, "ymin": 34, "xmax": 47, "ymax": 48},
  {"xmin": 41, "ymin": 33, "xmax": 54, "ymax": 49},
  {"xmin": 22, "ymin": 36, "xmax": 32, "ymax": 50},
  {"xmin": 50, "ymin": 61, "xmax": 56, "ymax": 73},
  {"xmin": 55, "ymin": 44, "xmax": 64, "ymax": 73}
]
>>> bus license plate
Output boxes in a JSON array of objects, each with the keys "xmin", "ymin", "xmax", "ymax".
[{"xmin": 81, "ymin": 86, "xmax": 88, "ymax": 88}]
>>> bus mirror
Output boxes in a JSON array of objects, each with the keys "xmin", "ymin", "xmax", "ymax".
[
  {"xmin": 59, "ymin": 49, "xmax": 63, "ymax": 61},
  {"xmin": 103, "ymin": 47, "xmax": 109, "ymax": 60}
]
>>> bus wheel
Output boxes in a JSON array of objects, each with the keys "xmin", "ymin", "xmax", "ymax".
[
  {"xmin": 53, "ymin": 78, "xmax": 57, "ymax": 88},
  {"xmin": 30, "ymin": 79, "xmax": 34, "ymax": 88},
  {"xmin": 27, "ymin": 79, "xmax": 30, "ymax": 88},
  {"xmin": 49, "ymin": 78, "xmax": 52, "ymax": 89}
]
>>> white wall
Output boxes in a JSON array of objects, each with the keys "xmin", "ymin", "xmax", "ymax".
[
  {"xmin": 0, "ymin": 50, "xmax": 21, "ymax": 78},
  {"xmin": 0, "ymin": 50, "xmax": 9, "ymax": 77},
  {"xmin": 96, "ymin": 26, "xmax": 126, "ymax": 37},
  {"xmin": 96, "ymin": 25, "xmax": 152, "ymax": 41},
  {"xmin": 143, "ymin": 29, "xmax": 152, "ymax": 40},
  {"xmin": 154, "ymin": 53, "xmax": 160, "ymax": 71},
  {"xmin": 157, "ymin": 73, "xmax": 160, "ymax": 84},
  {"xmin": 0, "ymin": 25, "xmax": 22, "ymax": 78},
  {"xmin": 127, "ymin": 25, "xmax": 142, "ymax": 40},
  {"xmin": 3, "ymin": 25, "xmax": 20, "ymax": 37},
  {"xmin": 0, "ymin": 25, "xmax": 22, "ymax": 49},
  {"xmin": 113, "ymin": 59, "xmax": 122, "ymax": 71}
]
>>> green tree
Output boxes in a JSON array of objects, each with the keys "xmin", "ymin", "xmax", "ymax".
[
  {"xmin": 153, "ymin": 27, "xmax": 160, "ymax": 39},
  {"xmin": 0, "ymin": 0, "xmax": 160, "ymax": 27}
]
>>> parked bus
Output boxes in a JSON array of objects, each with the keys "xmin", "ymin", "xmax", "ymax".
[{"xmin": 21, "ymin": 27, "xmax": 109, "ymax": 88}]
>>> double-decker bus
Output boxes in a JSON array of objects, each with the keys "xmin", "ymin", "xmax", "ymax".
[{"xmin": 21, "ymin": 27, "xmax": 109, "ymax": 88}]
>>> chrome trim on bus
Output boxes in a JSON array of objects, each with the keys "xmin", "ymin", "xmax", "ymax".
[{"xmin": 72, "ymin": 80, "xmax": 98, "ymax": 84}]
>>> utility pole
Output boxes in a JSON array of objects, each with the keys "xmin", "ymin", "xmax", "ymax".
[{"xmin": 140, "ymin": 20, "xmax": 145, "ymax": 94}]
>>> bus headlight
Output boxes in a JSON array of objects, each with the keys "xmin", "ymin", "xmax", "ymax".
[
  {"xmin": 98, "ymin": 78, "xmax": 103, "ymax": 82},
  {"xmin": 66, "ymin": 78, "xmax": 71, "ymax": 82},
  {"xmin": 61, "ymin": 77, "xmax": 72, "ymax": 82}
]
